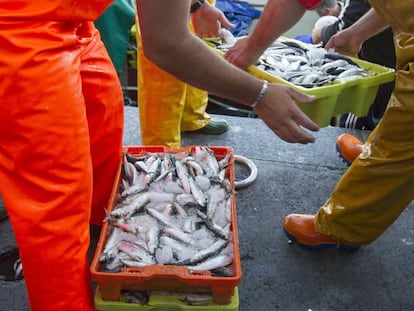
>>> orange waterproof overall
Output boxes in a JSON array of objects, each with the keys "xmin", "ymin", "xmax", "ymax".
[
  {"xmin": 0, "ymin": 1, "xmax": 123, "ymax": 310},
  {"xmin": 315, "ymin": 0, "xmax": 414, "ymax": 245}
]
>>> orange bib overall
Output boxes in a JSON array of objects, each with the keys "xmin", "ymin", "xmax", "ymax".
[{"xmin": 0, "ymin": 1, "xmax": 123, "ymax": 310}]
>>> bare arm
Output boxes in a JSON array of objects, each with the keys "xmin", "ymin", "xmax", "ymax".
[
  {"xmin": 136, "ymin": 0, "xmax": 319, "ymax": 144},
  {"xmin": 225, "ymin": 0, "xmax": 307, "ymax": 69},
  {"xmin": 137, "ymin": 0, "xmax": 264, "ymax": 105},
  {"xmin": 325, "ymin": 8, "xmax": 389, "ymax": 56}
]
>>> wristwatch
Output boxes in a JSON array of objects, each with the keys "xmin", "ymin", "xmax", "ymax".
[{"xmin": 190, "ymin": 0, "xmax": 205, "ymax": 13}]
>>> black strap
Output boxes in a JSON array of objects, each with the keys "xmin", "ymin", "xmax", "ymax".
[{"xmin": 190, "ymin": 0, "xmax": 205, "ymax": 13}]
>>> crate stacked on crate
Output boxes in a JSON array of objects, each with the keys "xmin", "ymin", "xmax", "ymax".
[{"xmin": 90, "ymin": 146, "xmax": 241, "ymax": 309}]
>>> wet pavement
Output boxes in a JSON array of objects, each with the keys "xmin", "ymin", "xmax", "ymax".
[{"xmin": 1, "ymin": 105, "xmax": 414, "ymax": 311}]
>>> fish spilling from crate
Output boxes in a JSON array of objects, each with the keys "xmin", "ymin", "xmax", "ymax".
[
  {"xmin": 218, "ymin": 38, "xmax": 373, "ymax": 88},
  {"xmin": 100, "ymin": 146, "xmax": 235, "ymax": 277}
]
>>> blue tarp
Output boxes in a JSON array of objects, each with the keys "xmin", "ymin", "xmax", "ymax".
[{"xmin": 215, "ymin": 0, "xmax": 261, "ymax": 37}]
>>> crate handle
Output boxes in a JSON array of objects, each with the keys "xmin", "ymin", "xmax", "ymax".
[{"xmin": 125, "ymin": 265, "xmax": 191, "ymax": 277}]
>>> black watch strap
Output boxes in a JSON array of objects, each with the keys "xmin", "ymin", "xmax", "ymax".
[{"xmin": 190, "ymin": 0, "xmax": 205, "ymax": 13}]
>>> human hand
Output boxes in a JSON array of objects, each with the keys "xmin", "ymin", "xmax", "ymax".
[
  {"xmin": 191, "ymin": 2, "xmax": 234, "ymax": 38},
  {"xmin": 324, "ymin": 28, "xmax": 362, "ymax": 57},
  {"xmin": 255, "ymin": 83, "xmax": 319, "ymax": 144},
  {"xmin": 224, "ymin": 36, "xmax": 262, "ymax": 70}
]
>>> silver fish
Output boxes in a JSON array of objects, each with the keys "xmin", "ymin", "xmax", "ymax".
[
  {"xmin": 188, "ymin": 254, "xmax": 233, "ymax": 272},
  {"xmin": 101, "ymin": 147, "xmax": 235, "ymax": 274},
  {"xmin": 197, "ymin": 210, "xmax": 228, "ymax": 240},
  {"xmin": 175, "ymin": 159, "xmax": 191, "ymax": 193},
  {"xmin": 110, "ymin": 192, "xmax": 150, "ymax": 219}
]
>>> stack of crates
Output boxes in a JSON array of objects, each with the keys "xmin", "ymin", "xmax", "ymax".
[{"xmin": 91, "ymin": 146, "xmax": 241, "ymax": 311}]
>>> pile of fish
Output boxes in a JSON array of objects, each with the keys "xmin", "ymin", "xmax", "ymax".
[
  {"xmin": 218, "ymin": 38, "xmax": 373, "ymax": 88},
  {"xmin": 99, "ymin": 146, "xmax": 235, "ymax": 277}
]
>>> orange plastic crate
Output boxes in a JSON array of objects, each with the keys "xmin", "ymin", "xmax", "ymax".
[{"xmin": 90, "ymin": 146, "xmax": 241, "ymax": 304}]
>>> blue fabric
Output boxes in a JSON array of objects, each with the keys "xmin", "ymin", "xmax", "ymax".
[
  {"xmin": 294, "ymin": 34, "xmax": 314, "ymax": 44},
  {"xmin": 215, "ymin": 0, "xmax": 261, "ymax": 37}
]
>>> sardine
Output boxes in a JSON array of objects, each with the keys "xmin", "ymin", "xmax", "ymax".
[
  {"xmin": 188, "ymin": 254, "xmax": 233, "ymax": 272},
  {"xmin": 189, "ymin": 177, "xmax": 207, "ymax": 207},
  {"xmin": 184, "ymin": 238, "xmax": 228, "ymax": 265},
  {"xmin": 110, "ymin": 192, "xmax": 150, "ymax": 219},
  {"xmin": 196, "ymin": 210, "xmax": 228, "ymax": 240},
  {"xmin": 146, "ymin": 207, "xmax": 179, "ymax": 229},
  {"xmin": 175, "ymin": 159, "xmax": 191, "ymax": 193}
]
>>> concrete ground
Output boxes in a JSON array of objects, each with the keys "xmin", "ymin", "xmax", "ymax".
[{"xmin": 1, "ymin": 106, "xmax": 414, "ymax": 311}]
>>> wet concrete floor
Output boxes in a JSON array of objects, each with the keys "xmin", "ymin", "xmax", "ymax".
[{"xmin": 1, "ymin": 106, "xmax": 414, "ymax": 311}]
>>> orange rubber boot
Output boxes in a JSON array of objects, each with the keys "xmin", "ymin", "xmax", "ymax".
[
  {"xmin": 335, "ymin": 134, "xmax": 363, "ymax": 165},
  {"xmin": 283, "ymin": 214, "xmax": 360, "ymax": 251}
]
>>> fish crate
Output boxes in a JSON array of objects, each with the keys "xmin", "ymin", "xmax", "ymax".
[
  {"xmin": 94, "ymin": 287, "xmax": 239, "ymax": 311},
  {"xmin": 248, "ymin": 57, "xmax": 395, "ymax": 127},
  {"xmin": 214, "ymin": 40, "xmax": 395, "ymax": 127},
  {"xmin": 90, "ymin": 146, "xmax": 241, "ymax": 305}
]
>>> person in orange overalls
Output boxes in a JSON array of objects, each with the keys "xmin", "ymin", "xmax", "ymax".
[
  {"xmin": 225, "ymin": 0, "xmax": 414, "ymax": 250},
  {"xmin": 0, "ymin": 2, "xmax": 124, "ymax": 310}
]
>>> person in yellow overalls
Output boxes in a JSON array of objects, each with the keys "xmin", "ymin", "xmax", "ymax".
[
  {"xmin": 285, "ymin": 1, "xmax": 414, "ymax": 249},
  {"xmin": 225, "ymin": 0, "xmax": 414, "ymax": 250},
  {"xmin": 136, "ymin": 0, "xmax": 234, "ymax": 147}
]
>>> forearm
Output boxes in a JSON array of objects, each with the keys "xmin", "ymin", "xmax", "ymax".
[
  {"xmin": 246, "ymin": 0, "xmax": 307, "ymax": 56},
  {"xmin": 347, "ymin": 8, "xmax": 389, "ymax": 43},
  {"xmin": 137, "ymin": 0, "xmax": 320, "ymax": 144},
  {"xmin": 156, "ymin": 35, "xmax": 262, "ymax": 106}
]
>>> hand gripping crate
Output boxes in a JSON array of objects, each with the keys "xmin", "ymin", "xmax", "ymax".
[
  {"xmin": 248, "ymin": 56, "xmax": 395, "ymax": 127},
  {"xmin": 90, "ymin": 146, "xmax": 241, "ymax": 305},
  {"xmin": 214, "ymin": 41, "xmax": 395, "ymax": 127}
]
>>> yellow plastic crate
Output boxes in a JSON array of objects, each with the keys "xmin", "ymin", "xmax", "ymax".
[
  {"xmin": 94, "ymin": 287, "xmax": 239, "ymax": 311},
  {"xmin": 248, "ymin": 57, "xmax": 395, "ymax": 127},
  {"xmin": 214, "ymin": 44, "xmax": 395, "ymax": 127}
]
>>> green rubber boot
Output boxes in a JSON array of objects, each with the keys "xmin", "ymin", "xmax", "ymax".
[{"xmin": 193, "ymin": 118, "xmax": 229, "ymax": 135}]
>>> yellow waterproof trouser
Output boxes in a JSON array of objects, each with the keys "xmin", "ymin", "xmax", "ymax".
[
  {"xmin": 136, "ymin": 2, "xmax": 217, "ymax": 148},
  {"xmin": 315, "ymin": 0, "xmax": 414, "ymax": 245},
  {"xmin": 0, "ymin": 21, "xmax": 123, "ymax": 310}
]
